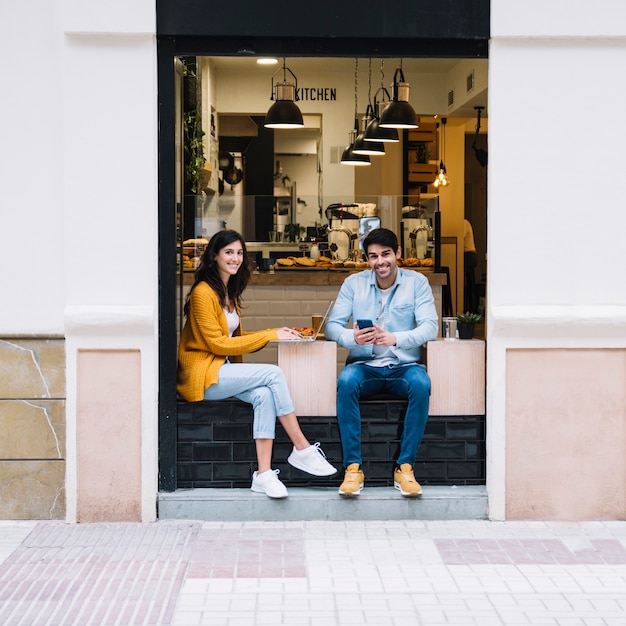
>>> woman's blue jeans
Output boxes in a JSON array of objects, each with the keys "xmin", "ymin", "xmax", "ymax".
[
  {"xmin": 203, "ymin": 362, "xmax": 295, "ymax": 439},
  {"xmin": 336, "ymin": 362, "xmax": 431, "ymax": 467}
]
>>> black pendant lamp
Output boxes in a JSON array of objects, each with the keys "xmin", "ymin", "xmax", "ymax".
[
  {"xmin": 353, "ymin": 60, "xmax": 385, "ymax": 155},
  {"xmin": 364, "ymin": 97, "xmax": 400, "ymax": 143},
  {"xmin": 353, "ymin": 105, "xmax": 385, "ymax": 155},
  {"xmin": 379, "ymin": 61, "xmax": 418, "ymax": 129},
  {"xmin": 341, "ymin": 59, "xmax": 371, "ymax": 166},
  {"xmin": 363, "ymin": 60, "xmax": 399, "ymax": 143},
  {"xmin": 341, "ymin": 124, "xmax": 371, "ymax": 166},
  {"xmin": 264, "ymin": 59, "xmax": 304, "ymax": 129}
]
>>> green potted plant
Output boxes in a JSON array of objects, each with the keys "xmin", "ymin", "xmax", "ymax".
[
  {"xmin": 456, "ymin": 311, "xmax": 482, "ymax": 339},
  {"xmin": 284, "ymin": 223, "xmax": 304, "ymax": 242}
]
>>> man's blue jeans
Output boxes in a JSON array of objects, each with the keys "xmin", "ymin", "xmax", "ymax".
[{"xmin": 336, "ymin": 362, "xmax": 431, "ymax": 467}]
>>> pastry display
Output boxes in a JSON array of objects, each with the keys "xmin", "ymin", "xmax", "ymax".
[
  {"xmin": 294, "ymin": 257, "xmax": 316, "ymax": 267},
  {"xmin": 249, "ymin": 255, "xmax": 435, "ymax": 272}
]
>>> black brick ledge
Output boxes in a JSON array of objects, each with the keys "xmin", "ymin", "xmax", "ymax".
[{"xmin": 176, "ymin": 399, "xmax": 485, "ymax": 489}]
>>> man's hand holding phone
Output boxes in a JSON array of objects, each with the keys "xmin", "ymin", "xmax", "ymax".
[
  {"xmin": 355, "ymin": 318, "xmax": 397, "ymax": 347},
  {"xmin": 355, "ymin": 319, "xmax": 376, "ymax": 344}
]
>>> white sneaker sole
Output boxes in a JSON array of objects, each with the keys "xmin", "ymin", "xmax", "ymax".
[
  {"xmin": 394, "ymin": 481, "xmax": 422, "ymax": 497},
  {"xmin": 287, "ymin": 455, "xmax": 337, "ymax": 477},
  {"xmin": 251, "ymin": 484, "xmax": 288, "ymax": 499}
]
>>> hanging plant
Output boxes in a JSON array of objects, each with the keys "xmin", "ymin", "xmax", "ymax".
[{"xmin": 183, "ymin": 109, "xmax": 206, "ymax": 193}]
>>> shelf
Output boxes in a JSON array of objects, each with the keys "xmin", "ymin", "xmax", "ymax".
[
  {"xmin": 407, "ymin": 123, "xmax": 437, "ymax": 143},
  {"xmin": 408, "ymin": 162, "xmax": 438, "ymax": 184}
]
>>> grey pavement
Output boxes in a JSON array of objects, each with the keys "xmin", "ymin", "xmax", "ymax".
[{"xmin": 1, "ymin": 519, "xmax": 626, "ymax": 625}]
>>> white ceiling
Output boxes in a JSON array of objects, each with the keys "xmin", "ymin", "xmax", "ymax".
[{"xmin": 208, "ymin": 56, "xmax": 462, "ymax": 74}]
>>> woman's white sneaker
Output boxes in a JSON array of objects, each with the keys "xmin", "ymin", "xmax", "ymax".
[
  {"xmin": 288, "ymin": 442, "xmax": 337, "ymax": 476},
  {"xmin": 251, "ymin": 469, "xmax": 288, "ymax": 498}
]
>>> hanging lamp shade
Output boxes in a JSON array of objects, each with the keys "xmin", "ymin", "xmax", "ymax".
[
  {"xmin": 379, "ymin": 67, "xmax": 418, "ymax": 129},
  {"xmin": 364, "ymin": 116, "xmax": 399, "ymax": 143},
  {"xmin": 353, "ymin": 107, "xmax": 385, "ymax": 155},
  {"xmin": 340, "ymin": 144, "xmax": 371, "ymax": 165},
  {"xmin": 264, "ymin": 60, "xmax": 304, "ymax": 129},
  {"xmin": 340, "ymin": 128, "xmax": 371, "ymax": 165},
  {"xmin": 341, "ymin": 60, "xmax": 371, "ymax": 166},
  {"xmin": 364, "ymin": 91, "xmax": 399, "ymax": 142},
  {"xmin": 353, "ymin": 132, "xmax": 385, "ymax": 155}
]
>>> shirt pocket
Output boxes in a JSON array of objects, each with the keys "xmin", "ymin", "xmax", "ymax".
[{"xmin": 389, "ymin": 303, "xmax": 415, "ymax": 328}]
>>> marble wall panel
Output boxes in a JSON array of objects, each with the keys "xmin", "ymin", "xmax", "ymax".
[
  {"xmin": 0, "ymin": 339, "xmax": 65, "ymax": 399},
  {"xmin": 0, "ymin": 461, "xmax": 65, "ymax": 519},
  {"xmin": 0, "ymin": 399, "xmax": 65, "ymax": 459},
  {"xmin": 0, "ymin": 337, "xmax": 66, "ymax": 519}
]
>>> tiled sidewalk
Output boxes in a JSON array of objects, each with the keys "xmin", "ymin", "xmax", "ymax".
[{"xmin": 1, "ymin": 520, "xmax": 626, "ymax": 625}]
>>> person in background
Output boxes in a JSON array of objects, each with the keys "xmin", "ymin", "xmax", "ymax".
[
  {"xmin": 324, "ymin": 228, "xmax": 438, "ymax": 498},
  {"xmin": 177, "ymin": 230, "xmax": 336, "ymax": 499},
  {"xmin": 463, "ymin": 218, "xmax": 478, "ymax": 313}
]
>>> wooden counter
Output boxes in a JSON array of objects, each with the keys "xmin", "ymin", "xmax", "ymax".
[
  {"xmin": 181, "ymin": 268, "xmax": 446, "ymax": 287},
  {"xmin": 427, "ymin": 339, "xmax": 485, "ymax": 415},
  {"xmin": 250, "ymin": 268, "xmax": 446, "ymax": 286},
  {"xmin": 278, "ymin": 340, "xmax": 337, "ymax": 416}
]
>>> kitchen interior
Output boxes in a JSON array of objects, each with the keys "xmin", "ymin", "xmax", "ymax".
[{"xmin": 176, "ymin": 55, "xmax": 488, "ymax": 341}]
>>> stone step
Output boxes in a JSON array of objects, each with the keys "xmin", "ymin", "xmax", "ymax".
[{"xmin": 157, "ymin": 485, "xmax": 487, "ymax": 522}]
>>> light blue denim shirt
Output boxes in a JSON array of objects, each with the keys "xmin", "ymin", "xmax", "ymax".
[{"xmin": 325, "ymin": 268, "xmax": 438, "ymax": 365}]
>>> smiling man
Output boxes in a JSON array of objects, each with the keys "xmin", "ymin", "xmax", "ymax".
[{"xmin": 324, "ymin": 228, "xmax": 439, "ymax": 497}]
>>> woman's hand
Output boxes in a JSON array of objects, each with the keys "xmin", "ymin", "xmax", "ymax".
[{"xmin": 276, "ymin": 326, "xmax": 303, "ymax": 340}]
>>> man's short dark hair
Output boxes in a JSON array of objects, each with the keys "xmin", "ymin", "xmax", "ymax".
[{"xmin": 363, "ymin": 228, "xmax": 399, "ymax": 254}]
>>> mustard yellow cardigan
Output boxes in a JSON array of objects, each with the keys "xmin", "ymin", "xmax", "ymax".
[{"xmin": 177, "ymin": 281, "xmax": 279, "ymax": 401}]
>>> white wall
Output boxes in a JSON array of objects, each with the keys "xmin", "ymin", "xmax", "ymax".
[
  {"xmin": 0, "ymin": 0, "xmax": 159, "ymax": 521},
  {"xmin": 0, "ymin": 0, "xmax": 66, "ymax": 333},
  {"xmin": 488, "ymin": 0, "xmax": 626, "ymax": 519}
]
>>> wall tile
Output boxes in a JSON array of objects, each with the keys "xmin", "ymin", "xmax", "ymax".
[
  {"xmin": 0, "ymin": 399, "xmax": 66, "ymax": 459},
  {"xmin": 0, "ymin": 461, "xmax": 65, "ymax": 519},
  {"xmin": 0, "ymin": 339, "xmax": 65, "ymax": 399}
]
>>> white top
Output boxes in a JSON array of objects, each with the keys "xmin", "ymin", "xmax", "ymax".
[
  {"xmin": 224, "ymin": 308, "xmax": 240, "ymax": 337},
  {"xmin": 368, "ymin": 286, "xmax": 395, "ymax": 367}
]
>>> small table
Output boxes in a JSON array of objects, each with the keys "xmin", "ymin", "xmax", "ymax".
[{"xmin": 277, "ymin": 340, "xmax": 337, "ymax": 416}]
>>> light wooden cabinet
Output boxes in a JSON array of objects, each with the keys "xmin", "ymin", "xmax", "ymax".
[{"xmin": 427, "ymin": 339, "xmax": 485, "ymax": 416}]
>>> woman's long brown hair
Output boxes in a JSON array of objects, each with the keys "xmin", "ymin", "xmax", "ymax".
[{"xmin": 183, "ymin": 230, "xmax": 251, "ymax": 317}]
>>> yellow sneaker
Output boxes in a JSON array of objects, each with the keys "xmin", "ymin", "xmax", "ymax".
[
  {"xmin": 393, "ymin": 464, "xmax": 422, "ymax": 497},
  {"xmin": 338, "ymin": 463, "xmax": 364, "ymax": 496}
]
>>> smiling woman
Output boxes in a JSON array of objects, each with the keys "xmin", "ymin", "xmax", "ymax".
[{"xmin": 176, "ymin": 229, "xmax": 337, "ymax": 498}]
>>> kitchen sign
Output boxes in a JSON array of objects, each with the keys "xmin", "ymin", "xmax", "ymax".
[{"xmin": 296, "ymin": 87, "xmax": 337, "ymax": 101}]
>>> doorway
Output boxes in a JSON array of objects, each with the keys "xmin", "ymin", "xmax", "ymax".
[{"xmin": 156, "ymin": 1, "xmax": 490, "ymax": 491}]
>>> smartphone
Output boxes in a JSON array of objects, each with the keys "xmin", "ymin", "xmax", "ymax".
[{"xmin": 356, "ymin": 319, "xmax": 373, "ymax": 329}]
